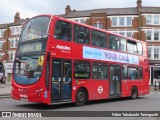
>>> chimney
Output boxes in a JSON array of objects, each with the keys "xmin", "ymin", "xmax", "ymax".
[
  {"xmin": 137, "ymin": 0, "xmax": 142, "ymax": 11},
  {"xmin": 65, "ymin": 5, "xmax": 71, "ymax": 15},
  {"xmin": 14, "ymin": 12, "xmax": 20, "ymax": 23}
]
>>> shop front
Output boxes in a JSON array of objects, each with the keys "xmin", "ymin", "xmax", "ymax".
[
  {"xmin": 4, "ymin": 62, "xmax": 13, "ymax": 83},
  {"xmin": 149, "ymin": 60, "xmax": 160, "ymax": 85}
]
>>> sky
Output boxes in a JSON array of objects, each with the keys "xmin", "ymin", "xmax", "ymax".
[{"xmin": 0, "ymin": 0, "xmax": 160, "ymax": 24}]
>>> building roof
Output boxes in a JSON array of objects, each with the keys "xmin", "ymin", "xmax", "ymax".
[
  {"xmin": 65, "ymin": 7, "xmax": 137, "ymax": 18},
  {"xmin": 10, "ymin": 19, "xmax": 28, "ymax": 26},
  {"xmin": 64, "ymin": 6, "xmax": 160, "ymax": 18},
  {"xmin": 0, "ymin": 24, "xmax": 8, "ymax": 29},
  {"xmin": 142, "ymin": 7, "xmax": 160, "ymax": 13},
  {"xmin": 58, "ymin": 14, "xmax": 66, "ymax": 17}
]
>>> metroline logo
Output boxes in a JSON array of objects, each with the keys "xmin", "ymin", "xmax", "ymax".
[{"xmin": 56, "ymin": 45, "xmax": 71, "ymax": 51}]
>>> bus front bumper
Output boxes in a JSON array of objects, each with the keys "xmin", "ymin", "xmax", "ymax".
[{"xmin": 12, "ymin": 89, "xmax": 49, "ymax": 104}]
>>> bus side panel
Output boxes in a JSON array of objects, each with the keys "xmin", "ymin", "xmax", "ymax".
[
  {"xmin": 121, "ymin": 69, "xmax": 149, "ymax": 98},
  {"xmin": 71, "ymin": 80, "xmax": 110, "ymax": 102},
  {"xmin": 121, "ymin": 80, "xmax": 130, "ymax": 97}
]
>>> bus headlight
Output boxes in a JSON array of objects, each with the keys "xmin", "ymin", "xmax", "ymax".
[{"xmin": 35, "ymin": 88, "xmax": 43, "ymax": 92}]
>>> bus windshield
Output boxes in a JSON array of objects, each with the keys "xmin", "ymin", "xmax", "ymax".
[
  {"xmin": 14, "ymin": 55, "xmax": 44, "ymax": 85},
  {"xmin": 21, "ymin": 16, "xmax": 50, "ymax": 41}
]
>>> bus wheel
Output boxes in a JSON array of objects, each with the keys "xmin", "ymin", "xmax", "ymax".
[
  {"xmin": 131, "ymin": 87, "xmax": 138, "ymax": 99},
  {"xmin": 75, "ymin": 88, "xmax": 87, "ymax": 106}
]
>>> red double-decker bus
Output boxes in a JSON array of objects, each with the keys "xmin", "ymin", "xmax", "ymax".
[{"xmin": 12, "ymin": 15, "xmax": 149, "ymax": 105}]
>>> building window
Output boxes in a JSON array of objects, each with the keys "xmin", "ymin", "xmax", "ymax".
[
  {"xmin": 154, "ymin": 31, "xmax": 159, "ymax": 40},
  {"xmin": 119, "ymin": 17, "xmax": 124, "ymax": 26},
  {"xmin": 111, "ymin": 16, "xmax": 133, "ymax": 27},
  {"xmin": 10, "ymin": 52, "xmax": 14, "ymax": 61},
  {"xmin": 112, "ymin": 17, "xmax": 117, "ymax": 26},
  {"xmin": 146, "ymin": 15, "xmax": 152, "ymax": 25},
  {"xmin": 146, "ymin": 15, "xmax": 160, "ymax": 25},
  {"xmin": 148, "ymin": 46, "xmax": 160, "ymax": 60},
  {"xmin": 74, "ymin": 19, "xmax": 78, "ymax": 22},
  {"xmin": 0, "ymin": 42, "xmax": 3, "ymax": 49},
  {"xmin": 80, "ymin": 19, "xmax": 85, "ymax": 24},
  {"xmin": 113, "ymin": 32, "xmax": 118, "ymax": 34},
  {"xmin": 11, "ymin": 26, "xmax": 22, "ymax": 35},
  {"xmin": 15, "ymin": 39, "xmax": 19, "ymax": 47},
  {"xmin": 119, "ymin": 32, "xmax": 125, "ymax": 36},
  {"xmin": 11, "ymin": 27, "xmax": 15, "ymax": 35},
  {"xmin": 154, "ymin": 15, "xmax": 159, "ymax": 25},
  {"xmin": 153, "ymin": 67, "xmax": 160, "ymax": 79},
  {"xmin": 154, "ymin": 47, "xmax": 159, "ymax": 59},
  {"xmin": 127, "ymin": 32, "xmax": 132, "ymax": 38},
  {"xmin": 10, "ymin": 39, "xmax": 14, "ymax": 48},
  {"xmin": 10, "ymin": 38, "xmax": 19, "ymax": 48},
  {"xmin": 94, "ymin": 22, "xmax": 102, "ymax": 29},
  {"xmin": 148, "ymin": 47, "xmax": 152, "ymax": 59},
  {"xmin": 0, "ymin": 29, "xmax": 5, "ymax": 38},
  {"xmin": 0, "ymin": 54, "xmax": 3, "ymax": 59},
  {"xmin": 127, "ymin": 17, "xmax": 132, "ymax": 26},
  {"xmin": 146, "ymin": 31, "xmax": 152, "ymax": 40},
  {"xmin": 9, "ymin": 52, "xmax": 15, "ymax": 61},
  {"xmin": 16, "ymin": 27, "xmax": 20, "ymax": 34},
  {"xmin": 99, "ymin": 24, "xmax": 102, "ymax": 29},
  {"xmin": 94, "ymin": 23, "xmax": 97, "ymax": 28}
]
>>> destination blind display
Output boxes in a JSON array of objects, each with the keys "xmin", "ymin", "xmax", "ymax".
[{"xmin": 18, "ymin": 42, "xmax": 42, "ymax": 54}]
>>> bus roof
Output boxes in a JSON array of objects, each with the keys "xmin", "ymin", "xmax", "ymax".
[{"xmin": 26, "ymin": 14, "xmax": 147, "ymax": 45}]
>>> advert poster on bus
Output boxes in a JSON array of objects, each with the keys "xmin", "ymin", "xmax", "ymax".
[{"xmin": 83, "ymin": 46, "xmax": 139, "ymax": 65}]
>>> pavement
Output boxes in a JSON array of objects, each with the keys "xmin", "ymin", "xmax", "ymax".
[
  {"xmin": 0, "ymin": 83, "xmax": 11, "ymax": 98},
  {"xmin": 0, "ymin": 83, "xmax": 160, "ymax": 99}
]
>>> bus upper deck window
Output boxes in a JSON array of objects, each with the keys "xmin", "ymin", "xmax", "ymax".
[
  {"xmin": 108, "ymin": 34, "xmax": 119, "ymax": 50},
  {"xmin": 127, "ymin": 40, "xmax": 137, "ymax": 54},
  {"xmin": 137, "ymin": 42, "xmax": 143, "ymax": 55},
  {"xmin": 120, "ymin": 37, "xmax": 126, "ymax": 52},
  {"xmin": 54, "ymin": 21, "xmax": 72, "ymax": 41},
  {"xmin": 91, "ymin": 30, "xmax": 107, "ymax": 48},
  {"xmin": 74, "ymin": 25, "xmax": 90, "ymax": 45}
]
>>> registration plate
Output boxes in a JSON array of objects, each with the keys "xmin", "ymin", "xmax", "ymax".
[{"xmin": 20, "ymin": 98, "xmax": 28, "ymax": 101}]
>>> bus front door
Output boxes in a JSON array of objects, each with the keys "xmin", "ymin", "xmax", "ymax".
[
  {"xmin": 109, "ymin": 65, "xmax": 121, "ymax": 97},
  {"xmin": 51, "ymin": 59, "xmax": 72, "ymax": 102}
]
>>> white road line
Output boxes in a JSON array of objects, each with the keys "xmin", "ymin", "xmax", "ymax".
[{"xmin": 150, "ymin": 92, "xmax": 154, "ymax": 94}]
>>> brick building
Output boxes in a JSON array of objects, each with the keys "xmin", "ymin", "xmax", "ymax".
[
  {"xmin": 0, "ymin": 12, "xmax": 27, "ymax": 82},
  {"xmin": 62, "ymin": 0, "xmax": 160, "ymax": 85},
  {"xmin": 0, "ymin": 0, "xmax": 160, "ymax": 84},
  {"xmin": 0, "ymin": 24, "xmax": 8, "ymax": 62}
]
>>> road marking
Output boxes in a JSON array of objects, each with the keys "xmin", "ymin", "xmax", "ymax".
[
  {"xmin": 150, "ymin": 92, "xmax": 154, "ymax": 94},
  {"xmin": 150, "ymin": 92, "xmax": 160, "ymax": 94}
]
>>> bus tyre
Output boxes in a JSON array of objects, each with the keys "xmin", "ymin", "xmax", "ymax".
[
  {"xmin": 75, "ymin": 88, "xmax": 87, "ymax": 106},
  {"xmin": 131, "ymin": 87, "xmax": 138, "ymax": 99}
]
